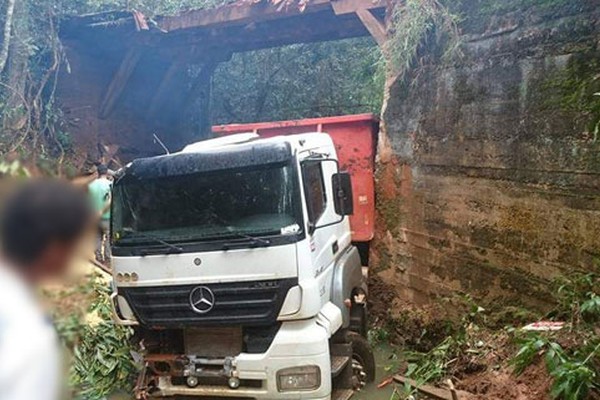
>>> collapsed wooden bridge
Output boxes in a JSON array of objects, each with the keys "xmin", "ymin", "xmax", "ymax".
[{"xmin": 58, "ymin": 0, "xmax": 388, "ymax": 159}]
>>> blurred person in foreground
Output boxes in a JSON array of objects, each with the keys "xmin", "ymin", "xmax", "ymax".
[
  {"xmin": 0, "ymin": 180, "xmax": 94, "ymax": 400},
  {"xmin": 88, "ymin": 164, "xmax": 112, "ymax": 262}
]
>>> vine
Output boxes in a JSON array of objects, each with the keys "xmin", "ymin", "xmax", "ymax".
[{"xmin": 0, "ymin": 1, "xmax": 69, "ymax": 174}]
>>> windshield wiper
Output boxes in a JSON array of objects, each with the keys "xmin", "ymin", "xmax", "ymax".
[
  {"xmin": 221, "ymin": 228, "xmax": 271, "ymax": 250},
  {"xmin": 121, "ymin": 229, "xmax": 183, "ymax": 253}
]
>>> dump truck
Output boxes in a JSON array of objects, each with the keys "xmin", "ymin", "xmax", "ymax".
[{"xmin": 110, "ymin": 114, "xmax": 379, "ymax": 400}]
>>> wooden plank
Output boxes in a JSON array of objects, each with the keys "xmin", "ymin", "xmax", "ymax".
[
  {"xmin": 355, "ymin": 7, "xmax": 386, "ymax": 47},
  {"xmin": 99, "ymin": 47, "xmax": 143, "ymax": 119},
  {"xmin": 331, "ymin": 0, "xmax": 387, "ymax": 15},
  {"xmin": 393, "ymin": 375, "xmax": 455, "ymax": 400},
  {"xmin": 146, "ymin": 60, "xmax": 184, "ymax": 118},
  {"xmin": 156, "ymin": 10, "xmax": 370, "ymax": 55},
  {"xmin": 158, "ymin": 0, "xmax": 332, "ymax": 32},
  {"xmin": 182, "ymin": 61, "xmax": 219, "ymax": 110}
]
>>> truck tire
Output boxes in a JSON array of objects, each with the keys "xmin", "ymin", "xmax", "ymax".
[{"xmin": 347, "ymin": 332, "xmax": 376, "ymax": 386}]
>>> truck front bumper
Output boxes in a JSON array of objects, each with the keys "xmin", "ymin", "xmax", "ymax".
[{"xmin": 147, "ymin": 318, "xmax": 333, "ymax": 400}]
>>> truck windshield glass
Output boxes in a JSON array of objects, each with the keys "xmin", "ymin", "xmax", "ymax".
[{"xmin": 112, "ymin": 163, "xmax": 301, "ymax": 245}]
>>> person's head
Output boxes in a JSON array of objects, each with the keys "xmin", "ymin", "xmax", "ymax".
[
  {"xmin": 97, "ymin": 164, "xmax": 108, "ymax": 178},
  {"xmin": 0, "ymin": 179, "xmax": 95, "ymax": 281}
]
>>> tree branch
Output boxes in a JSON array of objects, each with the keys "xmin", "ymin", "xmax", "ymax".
[{"xmin": 0, "ymin": 0, "xmax": 16, "ymax": 74}]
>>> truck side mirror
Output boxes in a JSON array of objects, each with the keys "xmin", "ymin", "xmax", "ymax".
[{"xmin": 332, "ymin": 172, "xmax": 353, "ymax": 216}]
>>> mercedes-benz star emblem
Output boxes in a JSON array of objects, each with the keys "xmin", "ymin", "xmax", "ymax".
[{"xmin": 189, "ymin": 286, "xmax": 215, "ymax": 314}]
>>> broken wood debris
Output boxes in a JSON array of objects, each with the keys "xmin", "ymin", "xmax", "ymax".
[{"xmin": 393, "ymin": 375, "xmax": 470, "ymax": 400}]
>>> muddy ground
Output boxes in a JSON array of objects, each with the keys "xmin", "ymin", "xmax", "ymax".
[{"xmin": 367, "ymin": 274, "xmax": 561, "ymax": 400}]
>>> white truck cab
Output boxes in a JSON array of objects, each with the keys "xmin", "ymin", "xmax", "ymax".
[{"xmin": 110, "ymin": 132, "xmax": 374, "ymax": 400}]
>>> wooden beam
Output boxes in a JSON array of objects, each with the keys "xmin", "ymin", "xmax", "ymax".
[
  {"xmin": 355, "ymin": 7, "xmax": 386, "ymax": 47},
  {"xmin": 393, "ymin": 376, "xmax": 469, "ymax": 400},
  {"xmin": 146, "ymin": 60, "xmax": 184, "ymax": 118},
  {"xmin": 167, "ymin": 61, "xmax": 219, "ymax": 123},
  {"xmin": 156, "ymin": 11, "xmax": 370, "ymax": 56},
  {"xmin": 158, "ymin": 0, "xmax": 332, "ymax": 32},
  {"xmin": 182, "ymin": 62, "xmax": 218, "ymax": 112},
  {"xmin": 331, "ymin": 0, "xmax": 387, "ymax": 15},
  {"xmin": 99, "ymin": 47, "xmax": 143, "ymax": 119}
]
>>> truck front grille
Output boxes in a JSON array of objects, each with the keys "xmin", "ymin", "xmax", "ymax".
[{"xmin": 119, "ymin": 278, "xmax": 297, "ymax": 328}]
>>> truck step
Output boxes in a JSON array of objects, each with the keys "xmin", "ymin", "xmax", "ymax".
[
  {"xmin": 331, "ymin": 355, "xmax": 351, "ymax": 377},
  {"xmin": 332, "ymin": 389, "xmax": 354, "ymax": 400}
]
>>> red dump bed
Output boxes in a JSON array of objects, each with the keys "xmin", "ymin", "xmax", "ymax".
[{"xmin": 213, "ymin": 114, "xmax": 379, "ymax": 243}]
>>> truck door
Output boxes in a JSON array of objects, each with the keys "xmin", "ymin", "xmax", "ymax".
[{"xmin": 301, "ymin": 159, "xmax": 350, "ymax": 302}]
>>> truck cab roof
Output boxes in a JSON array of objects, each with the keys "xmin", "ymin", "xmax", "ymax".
[
  {"xmin": 181, "ymin": 132, "xmax": 334, "ymax": 155},
  {"xmin": 124, "ymin": 133, "xmax": 334, "ymax": 181}
]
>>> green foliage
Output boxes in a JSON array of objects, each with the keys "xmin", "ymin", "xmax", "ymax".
[
  {"xmin": 71, "ymin": 278, "xmax": 136, "ymax": 400},
  {"xmin": 212, "ymin": 38, "xmax": 383, "ymax": 124},
  {"xmin": 510, "ymin": 333, "xmax": 556, "ymax": 374},
  {"xmin": 510, "ymin": 332, "xmax": 600, "ymax": 400},
  {"xmin": 396, "ymin": 297, "xmax": 487, "ymax": 389},
  {"xmin": 70, "ymin": 319, "xmax": 136, "ymax": 400},
  {"xmin": 550, "ymin": 357, "xmax": 598, "ymax": 400},
  {"xmin": 508, "ymin": 265, "xmax": 600, "ymax": 399},
  {"xmin": 541, "ymin": 55, "xmax": 600, "ymax": 136},
  {"xmin": 404, "ymin": 336, "xmax": 456, "ymax": 383},
  {"xmin": 368, "ymin": 326, "xmax": 391, "ymax": 346},
  {"xmin": 56, "ymin": 130, "xmax": 73, "ymax": 152},
  {"xmin": 553, "ymin": 263, "xmax": 600, "ymax": 324},
  {"xmin": 385, "ymin": 0, "xmax": 461, "ymax": 79},
  {"xmin": 580, "ymin": 294, "xmax": 600, "ymax": 318},
  {"xmin": 0, "ymin": 159, "xmax": 30, "ymax": 177},
  {"xmin": 53, "ymin": 274, "xmax": 136, "ymax": 400}
]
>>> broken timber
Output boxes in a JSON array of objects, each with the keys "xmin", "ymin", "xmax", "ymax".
[
  {"xmin": 354, "ymin": 8, "xmax": 386, "ymax": 47},
  {"xmin": 99, "ymin": 47, "xmax": 143, "ymax": 119},
  {"xmin": 146, "ymin": 59, "xmax": 185, "ymax": 118},
  {"xmin": 393, "ymin": 375, "xmax": 467, "ymax": 400},
  {"xmin": 331, "ymin": 0, "xmax": 387, "ymax": 47},
  {"xmin": 61, "ymin": 0, "xmax": 389, "ymax": 129}
]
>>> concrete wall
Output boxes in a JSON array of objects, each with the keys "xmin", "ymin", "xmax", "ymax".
[{"xmin": 374, "ymin": 0, "xmax": 600, "ymax": 307}]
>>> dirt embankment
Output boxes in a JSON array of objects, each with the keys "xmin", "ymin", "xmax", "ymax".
[{"xmin": 460, "ymin": 361, "xmax": 552, "ymax": 400}]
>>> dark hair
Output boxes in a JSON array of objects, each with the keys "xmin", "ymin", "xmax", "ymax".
[
  {"xmin": 97, "ymin": 164, "xmax": 108, "ymax": 175},
  {"xmin": 0, "ymin": 180, "xmax": 93, "ymax": 266}
]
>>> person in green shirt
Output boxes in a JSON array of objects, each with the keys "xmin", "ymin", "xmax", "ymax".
[{"xmin": 88, "ymin": 164, "xmax": 112, "ymax": 262}]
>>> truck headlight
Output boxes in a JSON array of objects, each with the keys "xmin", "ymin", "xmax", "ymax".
[{"xmin": 277, "ymin": 366, "xmax": 321, "ymax": 392}]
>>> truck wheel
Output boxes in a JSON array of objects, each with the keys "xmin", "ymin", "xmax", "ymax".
[{"xmin": 347, "ymin": 332, "xmax": 375, "ymax": 389}]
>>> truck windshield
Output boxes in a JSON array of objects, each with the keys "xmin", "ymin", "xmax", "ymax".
[{"xmin": 112, "ymin": 162, "xmax": 301, "ymax": 246}]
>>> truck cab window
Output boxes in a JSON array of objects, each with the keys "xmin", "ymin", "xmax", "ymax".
[
  {"xmin": 302, "ymin": 162, "xmax": 327, "ymax": 226},
  {"xmin": 112, "ymin": 162, "xmax": 301, "ymax": 246}
]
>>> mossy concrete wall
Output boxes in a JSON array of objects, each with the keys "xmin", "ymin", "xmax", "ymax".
[{"xmin": 374, "ymin": 0, "xmax": 600, "ymax": 307}]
